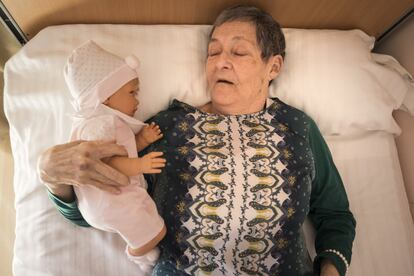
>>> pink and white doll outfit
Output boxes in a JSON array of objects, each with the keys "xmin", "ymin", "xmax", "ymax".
[{"xmin": 64, "ymin": 40, "xmax": 164, "ymax": 272}]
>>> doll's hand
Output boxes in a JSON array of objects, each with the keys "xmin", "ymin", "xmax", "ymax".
[
  {"xmin": 137, "ymin": 152, "xmax": 166, "ymax": 174},
  {"xmin": 138, "ymin": 122, "xmax": 163, "ymax": 145}
]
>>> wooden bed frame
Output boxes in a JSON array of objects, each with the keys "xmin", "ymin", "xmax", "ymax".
[
  {"xmin": 0, "ymin": 2, "xmax": 414, "ymax": 276},
  {"xmin": 2, "ymin": 0, "xmax": 414, "ymax": 41}
]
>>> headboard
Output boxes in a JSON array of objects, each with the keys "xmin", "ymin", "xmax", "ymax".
[{"xmin": 2, "ymin": 0, "xmax": 414, "ymax": 41}]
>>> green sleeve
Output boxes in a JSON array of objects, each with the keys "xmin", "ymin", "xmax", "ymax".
[
  {"xmin": 47, "ymin": 189, "xmax": 90, "ymax": 227},
  {"xmin": 307, "ymin": 120, "xmax": 356, "ymax": 276}
]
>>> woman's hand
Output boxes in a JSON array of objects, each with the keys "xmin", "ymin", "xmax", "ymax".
[
  {"xmin": 320, "ymin": 259, "xmax": 340, "ymax": 276},
  {"xmin": 38, "ymin": 140, "xmax": 130, "ymax": 200}
]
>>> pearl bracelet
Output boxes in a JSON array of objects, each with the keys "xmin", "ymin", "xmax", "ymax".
[{"xmin": 324, "ymin": 249, "xmax": 349, "ymax": 274}]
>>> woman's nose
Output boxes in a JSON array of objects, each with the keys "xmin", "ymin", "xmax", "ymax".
[{"xmin": 215, "ymin": 52, "xmax": 232, "ymax": 70}]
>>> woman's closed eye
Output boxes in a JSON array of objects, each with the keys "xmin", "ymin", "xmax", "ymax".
[
  {"xmin": 233, "ymin": 51, "xmax": 247, "ymax": 56},
  {"xmin": 232, "ymin": 48, "xmax": 249, "ymax": 56},
  {"xmin": 208, "ymin": 50, "xmax": 220, "ymax": 57}
]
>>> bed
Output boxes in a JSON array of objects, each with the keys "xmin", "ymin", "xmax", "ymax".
[{"xmin": 3, "ymin": 1, "xmax": 414, "ymax": 276}]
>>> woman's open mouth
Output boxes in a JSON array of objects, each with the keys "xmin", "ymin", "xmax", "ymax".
[{"xmin": 216, "ymin": 79, "xmax": 234, "ymax": 85}]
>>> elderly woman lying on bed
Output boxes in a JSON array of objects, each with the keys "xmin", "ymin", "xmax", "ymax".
[{"xmin": 38, "ymin": 5, "xmax": 356, "ymax": 276}]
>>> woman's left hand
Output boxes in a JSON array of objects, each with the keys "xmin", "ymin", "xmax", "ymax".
[{"xmin": 320, "ymin": 259, "xmax": 340, "ymax": 276}]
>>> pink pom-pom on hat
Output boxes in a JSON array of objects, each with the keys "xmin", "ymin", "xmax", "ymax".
[
  {"xmin": 125, "ymin": 55, "xmax": 140, "ymax": 70},
  {"xmin": 64, "ymin": 40, "xmax": 140, "ymax": 112}
]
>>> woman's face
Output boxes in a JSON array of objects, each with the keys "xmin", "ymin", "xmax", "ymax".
[{"xmin": 206, "ymin": 21, "xmax": 282, "ymax": 115}]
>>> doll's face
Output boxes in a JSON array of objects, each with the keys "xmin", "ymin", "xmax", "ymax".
[{"xmin": 104, "ymin": 78, "xmax": 139, "ymax": 116}]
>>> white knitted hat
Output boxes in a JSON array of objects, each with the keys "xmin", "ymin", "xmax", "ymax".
[{"xmin": 64, "ymin": 40, "xmax": 140, "ymax": 112}]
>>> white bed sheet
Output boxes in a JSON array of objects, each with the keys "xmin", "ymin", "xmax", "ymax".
[
  {"xmin": 4, "ymin": 24, "xmax": 414, "ymax": 276},
  {"xmin": 325, "ymin": 133, "xmax": 414, "ymax": 275}
]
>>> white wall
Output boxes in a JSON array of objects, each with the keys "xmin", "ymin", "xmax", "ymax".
[{"xmin": 375, "ymin": 12, "xmax": 414, "ymax": 221}]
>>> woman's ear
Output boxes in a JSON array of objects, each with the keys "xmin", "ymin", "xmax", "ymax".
[{"xmin": 268, "ymin": 55, "xmax": 284, "ymax": 81}]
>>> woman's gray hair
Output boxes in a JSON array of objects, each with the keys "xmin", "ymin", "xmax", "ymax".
[{"xmin": 210, "ymin": 5, "xmax": 286, "ymax": 61}]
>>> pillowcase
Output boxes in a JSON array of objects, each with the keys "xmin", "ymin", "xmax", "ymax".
[
  {"xmin": 371, "ymin": 53, "xmax": 414, "ymax": 115},
  {"xmin": 8, "ymin": 25, "xmax": 412, "ymax": 139},
  {"xmin": 131, "ymin": 26, "xmax": 412, "ymax": 135},
  {"xmin": 270, "ymin": 28, "xmax": 414, "ymax": 135}
]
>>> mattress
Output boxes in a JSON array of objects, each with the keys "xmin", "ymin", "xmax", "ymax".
[{"xmin": 4, "ymin": 24, "xmax": 414, "ymax": 276}]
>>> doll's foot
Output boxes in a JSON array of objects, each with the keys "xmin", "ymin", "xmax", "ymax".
[{"xmin": 125, "ymin": 246, "xmax": 160, "ymax": 272}]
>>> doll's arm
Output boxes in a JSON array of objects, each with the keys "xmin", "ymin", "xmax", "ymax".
[{"xmin": 106, "ymin": 152, "xmax": 166, "ymax": 176}]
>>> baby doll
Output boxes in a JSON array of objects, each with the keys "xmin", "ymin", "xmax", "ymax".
[{"xmin": 64, "ymin": 40, "xmax": 166, "ymax": 273}]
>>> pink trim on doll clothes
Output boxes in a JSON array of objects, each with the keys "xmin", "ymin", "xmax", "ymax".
[{"xmin": 70, "ymin": 105, "xmax": 165, "ymax": 249}]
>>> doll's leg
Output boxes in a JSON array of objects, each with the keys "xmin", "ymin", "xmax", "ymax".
[
  {"xmin": 126, "ymin": 225, "xmax": 167, "ymax": 272},
  {"xmin": 128, "ymin": 225, "xmax": 166, "ymax": 256}
]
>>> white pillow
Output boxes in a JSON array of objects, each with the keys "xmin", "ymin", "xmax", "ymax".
[
  {"xmin": 371, "ymin": 53, "xmax": 414, "ymax": 115},
  {"xmin": 270, "ymin": 29, "xmax": 413, "ymax": 135},
  {"xmin": 17, "ymin": 25, "xmax": 412, "ymax": 136}
]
